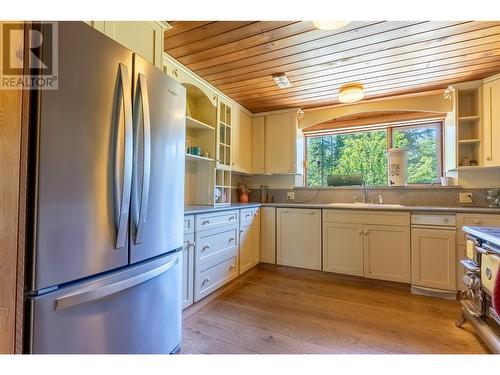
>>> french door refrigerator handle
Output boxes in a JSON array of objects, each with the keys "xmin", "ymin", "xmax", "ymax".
[
  {"xmin": 114, "ymin": 63, "xmax": 133, "ymax": 249},
  {"xmin": 55, "ymin": 257, "xmax": 178, "ymax": 311},
  {"xmin": 133, "ymin": 73, "xmax": 151, "ymax": 244}
]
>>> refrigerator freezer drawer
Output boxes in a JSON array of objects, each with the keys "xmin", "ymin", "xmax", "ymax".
[{"xmin": 28, "ymin": 252, "xmax": 182, "ymax": 354}]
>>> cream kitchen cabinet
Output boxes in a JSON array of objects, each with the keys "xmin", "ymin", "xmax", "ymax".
[
  {"xmin": 86, "ymin": 21, "xmax": 168, "ymax": 68},
  {"xmin": 411, "ymin": 227, "xmax": 456, "ymax": 291},
  {"xmin": 232, "ymin": 108, "xmax": 252, "ymax": 174},
  {"xmin": 264, "ymin": 111, "xmax": 304, "ymax": 175},
  {"xmin": 323, "ymin": 210, "xmax": 410, "ymax": 283},
  {"xmin": 239, "ymin": 222, "xmax": 253, "ymax": 274},
  {"xmin": 363, "ymin": 225, "xmax": 410, "ymax": 283},
  {"xmin": 323, "ymin": 222, "xmax": 364, "ymax": 276},
  {"xmin": 239, "ymin": 208, "xmax": 261, "ymax": 274},
  {"xmin": 251, "ymin": 116, "xmax": 265, "ymax": 174},
  {"xmin": 182, "ymin": 233, "xmax": 195, "ymax": 309},
  {"xmin": 252, "ymin": 208, "xmax": 261, "ymax": 265},
  {"xmin": 482, "ymin": 74, "xmax": 500, "ymax": 166},
  {"xmin": 183, "ymin": 215, "xmax": 195, "ymax": 309},
  {"xmin": 260, "ymin": 207, "xmax": 276, "ymax": 264},
  {"xmin": 277, "ymin": 208, "xmax": 321, "ymax": 270}
]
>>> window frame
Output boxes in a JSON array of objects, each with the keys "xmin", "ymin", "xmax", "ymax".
[{"xmin": 304, "ymin": 120, "xmax": 444, "ymax": 187}]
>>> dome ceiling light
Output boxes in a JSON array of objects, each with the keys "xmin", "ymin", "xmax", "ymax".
[
  {"xmin": 312, "ymin": 21, "xmax": 351, "ymax": 31},
  {"xmin": 338, "ymin": 83, "xmax": 365, "ymax": 103}
]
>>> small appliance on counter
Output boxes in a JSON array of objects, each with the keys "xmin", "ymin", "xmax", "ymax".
[{"xmin": 457, "ymin": 226, "xmax": 500, "ymax": 353}]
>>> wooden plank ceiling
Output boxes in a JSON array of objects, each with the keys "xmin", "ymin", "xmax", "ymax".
[{"xmin": 164, "ymin": 21, "xmax": 500, "ymax": 113}]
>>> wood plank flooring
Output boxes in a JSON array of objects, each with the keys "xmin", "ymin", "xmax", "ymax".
[{"xmin": 182, "ymin": 264, "xmax": 490, "ymax": 354}]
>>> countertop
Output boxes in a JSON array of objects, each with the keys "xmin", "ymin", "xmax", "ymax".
[
  {"xmin": 184, "ymin": 202, "xmax": 500, "ymax": 215},
  {"xmin": 462, "ymin": 226, "xmax": 500, "ymax": 247}
]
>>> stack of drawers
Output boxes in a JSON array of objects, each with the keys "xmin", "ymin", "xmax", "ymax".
[{"xmin": 194, "ymin": 210, "xmax": 240, "ymax": 302}]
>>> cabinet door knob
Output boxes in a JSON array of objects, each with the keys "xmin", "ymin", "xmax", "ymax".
[
  {"xmin": 202, "ymin": 277, "xmax": 211, "ymax": 285},
  {"xmin": 474, "ymin": 220, "xmax": 481, "ymax": 225},
  {"xmin": 364, "ymin": 230, "xmax": 369, "ymax": 235},
  {"xmin": 229, "ymin": 264, "xmax": 235, "ymax": 270},
  {"xmin": 358, "ymin": 230, "xmax": 363, "ymax": 235}
]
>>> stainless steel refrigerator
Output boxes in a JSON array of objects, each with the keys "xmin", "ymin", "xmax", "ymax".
[{"xmin": 25, "ymin": 22, "xmax": 186, "ymax": 354}]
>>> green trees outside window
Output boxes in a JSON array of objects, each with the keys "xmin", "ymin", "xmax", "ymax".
[{"xmin": 306, "ymin": 122, "xmax": 441, "ymax": 187}]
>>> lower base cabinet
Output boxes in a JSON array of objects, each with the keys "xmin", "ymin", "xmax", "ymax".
[
  {"xmin": 411, "ymin": 227, "xmax": 456, "ymax": 291},
  {"xmin": 323, "ymin": 210, "xmax": 411, "ymax": 283},
  {"xmin": 363, "ymin": 225, "xmax": 410, "ymax": 283},
  {"xmin": 277, "ymin": 208, "xmax": 321, "ymax": 270},
  {"xmin": 239, "ymin": 208, "xmax": 261, "ymax": 274},
  {"xmin": 239, "ymin": 223, "xmax": 253, "ymax": 274},
  {"xmin": 260, "ymin": 207, "xmax": 276, "ymax": 264},
  {"xmin": 323, "ymin": 222, "xmax": 364, "ymax": 276},
  {"xmin": 194, "ymin": 255, "xmax": 238, "ymax": 302},
  {"xmin": 182, "ymin": 234, "xmax": 195, "ymax": 309}
]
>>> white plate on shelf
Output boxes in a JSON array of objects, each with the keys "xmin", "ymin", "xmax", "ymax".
[{"xmin": 214, "ymin": 187, "xmax": 222, "ymax": 203}]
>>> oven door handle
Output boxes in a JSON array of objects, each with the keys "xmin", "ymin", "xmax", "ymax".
[
  {"xmin": 476, "ymin": 245, "xmax": 495, "ymax": 255},
  {"xmin": 460, "ymin": 259, "xmax": 480, "ymax": 274}
]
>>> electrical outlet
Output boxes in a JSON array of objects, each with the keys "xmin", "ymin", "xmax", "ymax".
[
  {"xmin": 459, "ymin": 192, "xmax": 474, "ymax": 204},
  {"xmin": 287, "ymin": 191, "xmax": 295, "ymax": 200}
]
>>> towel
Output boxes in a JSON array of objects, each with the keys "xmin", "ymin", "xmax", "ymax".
[{"xmin": 494, "ymin": 263, "xmax": 500, "ymax": 315}]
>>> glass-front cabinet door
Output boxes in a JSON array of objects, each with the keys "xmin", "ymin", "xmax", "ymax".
[{"xmin": 217, "ymin": 100, "xmax": 232, "ymax": 169}]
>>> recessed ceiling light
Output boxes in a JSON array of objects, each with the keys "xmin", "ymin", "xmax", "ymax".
[
  {"xmin": 313, "ymin": 21, "xmax": 351, "ymax": 31},
  {"xmin": 272, "ymin": 73, "xmax": 292, "ymax": 88},
  {"xmin": 338, "ymin": 83, "xmax": 364, "ymax": 103}
]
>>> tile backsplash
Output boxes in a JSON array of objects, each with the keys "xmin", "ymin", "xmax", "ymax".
[{"xmin": 232, "ymin": 186, "xmax": 494, "ymax": 208}]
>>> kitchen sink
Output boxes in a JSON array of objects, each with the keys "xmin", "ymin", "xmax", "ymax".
[{"xmin": 327, "ymin": 202, "xmax": 405, "ymax": 209}]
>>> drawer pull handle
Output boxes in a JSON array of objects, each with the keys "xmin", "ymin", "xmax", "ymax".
[
  {"xmin": 189, "ymin": 242, "xmax": 196, "ymax": 249},
  {"xmin": 202, "ymin": 244, "xmax": 210, "ymax": 251},
  {"xmin": 229, "ymin": 264, "xmax": 235, "ymax": 270},
  {"xmin": 245, "ymin": 214, "xmax": 251, "ymax": 217},
  {"xmin": 229, "ymin": 237, "xmax": 235, "ymax": 243},
  {"xmin": 202, "ymin": 220, "xmax": 210, "ymax": 225},
  {"xmin": 229, "ymin": 216, "xmax": 235, "ymax": 220},
  {"xmin": 474, "ymin": 220, "xmax": 481, "ymax": 225},
  {"xmin": 202, "ymin": 277, "xmax": 211, "ymax": 285}
]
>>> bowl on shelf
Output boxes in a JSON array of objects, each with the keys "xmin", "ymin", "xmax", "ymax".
[{"xmin": 187, "ymin": 146, "xmax": 202, "ymax": 156}]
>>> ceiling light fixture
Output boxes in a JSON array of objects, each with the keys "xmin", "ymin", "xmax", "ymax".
[
  {"xmin": 338, "ymin": 83, "xmax": 364, "ymax": 103},
  {"xmin": 272, "ymin": 73, "xmax": 292, "ymax": 88},
  {"xmin": 312, "ymin": 21, "xmax": 351, "ymax": 31}
]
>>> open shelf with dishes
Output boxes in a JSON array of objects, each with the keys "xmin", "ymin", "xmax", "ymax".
[{"xmin": 214, "ymin": 169, "xmax": 232, "ymax": 205}]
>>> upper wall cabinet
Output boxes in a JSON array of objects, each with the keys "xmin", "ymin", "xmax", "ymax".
[
  {"xmin": 86, "ymin": 21, "xmax": 168, "ymax": 68},
  {"xmin": 232, "ymin": 107, "xmax": 252, "ymax": 174},
  {"xmin": 264, "ymin": 111, "xmax": 304, "ymax": 175},
  {"xmin": 444, "ymin": 81, "xmax": 483, "ymax": 171},
  {"xmin": 251, "ymin": 116, "xmax": 265, "ymax": 174},
  {"xmin": 482, "ymin": 73, "xmax": 500, "ymax": 167}
]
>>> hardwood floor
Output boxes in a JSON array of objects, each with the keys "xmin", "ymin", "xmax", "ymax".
[{"xmin": 182, "ymin": 264, "xmax": 490, "ymax": 354}]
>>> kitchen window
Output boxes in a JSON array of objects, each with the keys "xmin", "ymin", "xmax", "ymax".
[{"xmin": 305, "ymin": 121, "xmax": 442, "ymax": 187}]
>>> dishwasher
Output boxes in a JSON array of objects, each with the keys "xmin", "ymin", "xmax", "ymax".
[{"xmin": 410, "ymin": 213, "xmax": 457, "ymax": 299}]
